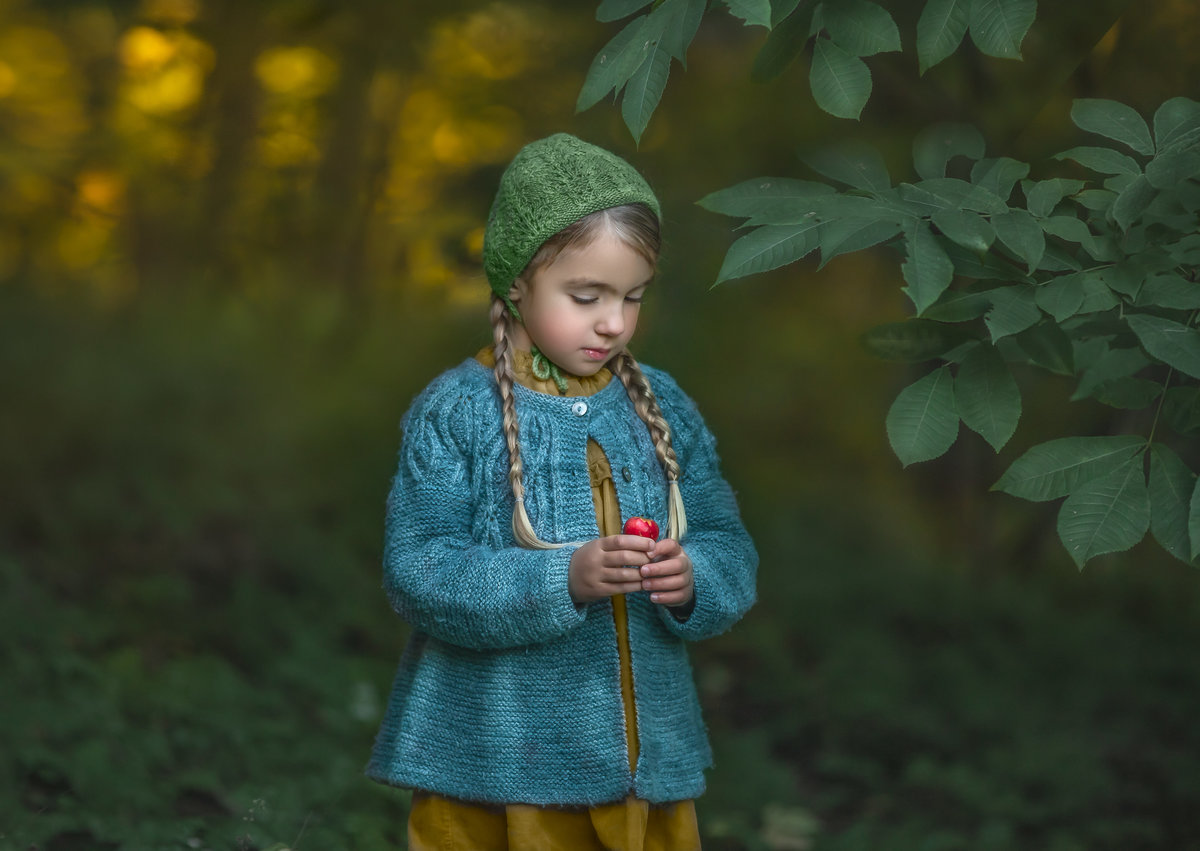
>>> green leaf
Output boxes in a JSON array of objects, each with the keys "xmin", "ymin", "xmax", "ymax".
[
  {"xmin": 1093, "ymin": 377, "xmax": 1161, "ymax": 410},
  {"xmin": 901, "ymin": 221, "xmax": 955, "ymax": 314},
  {"xmin": 955, "ymin": 344, "xmax": 1020, "ymax": 450},
  {"xmin": 932, "ymin": 209, "xmax": 994, "ymax": 254},
  {"xmin": 1054, "ymin": 146, "xmax": 1141, "ymax": 176},
  {"xmin": 1111, "ymin": 174, "xmax": 1156, "ymax": 231},
  {"xmin": 1097, "ymin": 263, "xmax": 1145, "ymax": 299},
  {"xmin": 983, "ymin": 285, "xmax": 1040, "ymax": 341},
  {"xmin": 1190, "ymin": 477, "xmax": 1200, "ymax": 560},
  {"xmin": 861, "ymin": 319, "xmax": 970, "ymax": 362},
  {"xmin": 970, "ymin": 156, "xmax": 1029, "ymax": 201},
  {"xmin": 715, "ymin": 221, "xmax": 822, "ymax": 283},
  {"xmin": 1034, "ymin": 272, "xmax": 1084, "ymax": 322},
  {"xmin": 916, "ymin": 0, "xmax": 969, "ymax": 73},
  {"xmin": 1057, "ymin": 458, "xmax": 1150, "ymax": 569},
  {"xmin": 1136, "ymin": 273, "xmax": 1200, "ymax": 310},
  {"xmin": 1153, "ymin": 96, "xmax": 1200, "ymax": 153},
  {"xmin": 1146, "ymin": 150, "xmax": 1200, "ymax": 189},
  {"xmin": 1077, "ymin": 271, "xmax": 1120, "ymax": 314},
  {"xmin": 809, "ymin": 37, "xmax": 872, "ymax": 120},
  {"xmin": 577, "ymin": 16, "xmax": 650, "ymax": 112},
  {"xmin": 725, "ymin": 0, "xmax": 773, "ymax": 28},
  {"xmin": 801, "ymin": 144, "xmax": 890, "ymax": 191},
  {"xmin": 697, "ymin": 177, "xmax": 836, "ymax": 223},
  {"xmin": 995, "ymin": 435, "xmax": 1146, "ymax": 502},
  {"xmin": 913, "ymin": 123, "xmax": 986, "ymax": 180},
  {"xmin": 1071, "ymin": 98, "xmax": 1155, "ymax": 156},
  {"xmin": 821, "ymin": 0, "xmax": 901, "ymax": 56},
  {"xmin": 922, "ymin": 288, "xmax": 992, "ymax": 322},
  {"xmin": 900, "ymin": 178, "xmax": 1007, "ymax": 215},
  {"xmin": 1164, "ymin": 387, "xmax": 1200, "ymax": 437},
  {"xmin": 1011, "ymin": 321, "xmax": 1074, "ymax": 375},
  {"xmin": 752, "ymin": 2, "xmax": 815, "ymax": 80},
  {"xmin": 622, "ymin": 45, "xmax": 671, "ymax": 143},
  {"xmin": 967, "ymin": 0, "xmax": 1036, "ymax": 60},
  {"xmin": 1024, "ymin": 178, "xmax": 1084, "ymax": 218},
  {"xmin": 886, "ymin": 366, "xmax": 959, "ymax": 466},
  {"xmin": 1126, "ymin": 313, "xmax": 1200, "ymax": 380},
  {"xmin": 818, "ymin": 217, "xmax": 903, "ymax": 265},
  {"xmin": 1168, "ymin": 234, "xmax": 1200, "ymax": 267},
  {"xmin": 650, "ymin": 0, "xmax": 707, "ymax": 64},
  {"xmin": 1035, "ymin": 243, "xmax": 1083, "ymax": 273},
  {"xmin": 1040, "ymin": 214, "xmax": 1092, "ymax": 246},
  {"xmin": 1073, "ymin": 189, "xmax": 1117, "ymax": 212},
  {"xmin": 597, "ymin": 0, "xmax": 655, "ymax": 21},
  {"xmin": 1072, "ymin": 346, "xmax": 1150, "ymax": 402},
  {"xmin": 1142, "ymin": 444, "xmax": 1190, "ymax": 564},
  {"xmin": 992, "ymin": 208, "xmax": 1044, "ymax": 270},
  {"xmin": 771, "ymin": 0, "xmax": 807, "ymax": 26},
  {"xmin": 943, "ymin": 240, "xmax": 1026, "ymax": 281}
]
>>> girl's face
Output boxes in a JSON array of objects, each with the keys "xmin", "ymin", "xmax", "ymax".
[{"xmin": 509, "ymin": 231, "xmax": 654, "ymax": 377}]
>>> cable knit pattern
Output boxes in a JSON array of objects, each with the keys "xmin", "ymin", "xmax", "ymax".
[
  {"xmin": 366, "ymin": 358, "xmax": 757, "ymax": 806},
  {"xmin": 483, "ymin": 133, "xmax": 661, "ymax": 300}
]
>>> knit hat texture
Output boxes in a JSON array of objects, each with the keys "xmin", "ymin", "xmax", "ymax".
[{"xmin": 483, "ymin": 133, "xmax": 661, "ymax": 302}]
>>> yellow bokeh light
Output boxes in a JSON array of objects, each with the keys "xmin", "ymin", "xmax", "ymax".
[
  {"xmin": 463, "ymin": 226, "xmax": 486, "ymax": 260},
  {"xmin": 0, "ymin": 61, "xmax": 15, "ymax": 98},
  {"xmin": 430, "ymin": 110, "xmax": 521, "ymax": 167},
  {"xmin": 257, "ymin": 108, "xmax": 321, "ymax": 167},
  {"xmin": 428, "ymin": 5, "xmax": 538, "ymax": 81},
  {"xmin": 120, "ymin": 26, "xmax": 177, "ymax": 72},
  {"xmin": 77, "ymin": 171, "xmax": 126, "ymax": 217},
  {"xmin": 140, "ymin": 0, "xmax": 201, "ymax": 26},
  {"xmin": 56, "ymin": 219, "xmax": 111, "ymax": 272},
  {"xmin": 255, "ymin": 46, "xmax": 337, "ymax": 97},
  {"xmin": 126, "ymin": 62, "xmax": 205, "ymax": 113}
]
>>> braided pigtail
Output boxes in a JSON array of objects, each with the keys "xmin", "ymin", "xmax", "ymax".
[
  {"xmin": 611, "ymin": 350, "xmax": 687, "ymax": 541},
  {"xmin": 490, "ymin": 295, "xmax": 563, "ymax": 550}
]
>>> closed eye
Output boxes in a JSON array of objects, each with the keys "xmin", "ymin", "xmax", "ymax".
[{"xmin": 570, "ymin": 295, "xmax": 598, "ymax": 305}]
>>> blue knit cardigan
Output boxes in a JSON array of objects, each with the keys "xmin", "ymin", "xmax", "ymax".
[{"xmin": 366, "ymin": 358, "xmax": 757, "ymax": 806}]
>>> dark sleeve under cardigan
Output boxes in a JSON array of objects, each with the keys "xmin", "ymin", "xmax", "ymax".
[{"xmin": 368, "ymin": 357, "xmax": 757, "ymax": 805}]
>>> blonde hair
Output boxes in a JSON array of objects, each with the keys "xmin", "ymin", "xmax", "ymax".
[{"xmin": 489, "ymin": 204, "xmax": 687, "ymax": 548}]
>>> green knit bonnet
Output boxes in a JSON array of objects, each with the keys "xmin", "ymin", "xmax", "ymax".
[{"xmin": 483, "ymin": 133, "xmax": 661, "ymax": 315}]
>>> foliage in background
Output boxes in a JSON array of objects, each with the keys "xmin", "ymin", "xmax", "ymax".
[
  {"xmin": 4, "ymin": 290, "xmax": 1200, "ymax": 850},
  {"xmin": 583, "ymin": 0, "xmax": 1200, "ymax": 569}
]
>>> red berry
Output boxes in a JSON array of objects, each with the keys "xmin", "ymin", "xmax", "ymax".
[{"xmin": 622, "ymin": 516, "xmax": 659, "ymax": 539}]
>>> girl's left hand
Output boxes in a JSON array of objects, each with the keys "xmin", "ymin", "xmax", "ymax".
[{"xmin": 640, "ymin": 539, "xmax": 693, "ymax": 607}]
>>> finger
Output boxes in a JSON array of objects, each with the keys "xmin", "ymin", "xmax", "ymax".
[
  {"xmin": 642, "ymin": 573, "xmax": 687, "ymax": 592},
  {"xmin": 601, "ymin": 566, "xmax": 644, "ymax": 584},
  {"xmin": 640, "ymin": 558, "xmax": 686, "ymax": 578},
  {"xmin": 650, "ymin": 590, "xmax": 693, "ymax": 606},
  {"xmin": 602, "ymin": 535, "xmax": 656, "ymax": 554},
  {"xmin": 601, "ymin": 550, "xmax": 652, "ymax": 569},
  {"xmin": 650, "ymin": 539, "xmax": 681, "ymax": 559}
]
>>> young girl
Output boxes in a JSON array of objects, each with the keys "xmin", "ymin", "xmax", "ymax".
[{"xmin": 367, "ymin": 133, "xmax": 757, "ymax": 850}]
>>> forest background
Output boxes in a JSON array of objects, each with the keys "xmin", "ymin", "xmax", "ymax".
[{"xmin": 3, "ymin": 0, "xmax": 1200, "ymax": 849}]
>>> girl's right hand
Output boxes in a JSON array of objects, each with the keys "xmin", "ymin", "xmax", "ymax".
[{"xmin": 568, "ymin": 535, "xmax": 655, "ymax": 604}]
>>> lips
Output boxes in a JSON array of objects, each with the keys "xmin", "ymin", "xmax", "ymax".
[{"xmin": 582, "ymin": 348, "xmax": 610, "ymax": 360}]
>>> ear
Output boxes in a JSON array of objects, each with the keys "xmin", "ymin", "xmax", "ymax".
[{"xmin": 508, "ymin": 277, "xmax": 527, "ymax": 305}]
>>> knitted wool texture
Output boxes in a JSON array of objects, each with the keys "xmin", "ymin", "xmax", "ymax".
[
  {"xmin": 366, "ymin": 358, "xmax": 758, "ymax": 806},
  {"xmin": 483, "ymin": 133, "xmax": 661, "ymax": 305}
]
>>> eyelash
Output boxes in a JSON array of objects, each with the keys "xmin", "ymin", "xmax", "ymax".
[{"xmin": 570, "ymin": 295, "xmax": 644, "ymax": 305}]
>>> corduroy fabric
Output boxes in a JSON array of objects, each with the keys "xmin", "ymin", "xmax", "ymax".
[
  {"xmin": 366, "ymin": 358, "xmax": 757, "ymax": 806},
  {"xmin": 482, "ymin": 133, "xmax": 661, "ymax": 301}
]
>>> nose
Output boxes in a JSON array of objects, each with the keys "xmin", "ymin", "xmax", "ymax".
[{"xmin": 595, "ymin": 301, "xmax": 625, "ymax": 337}]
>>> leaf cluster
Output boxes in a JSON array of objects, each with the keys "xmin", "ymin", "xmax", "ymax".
[
  {"xmin": 702, "ymin": 96, "xmax": 1200, "ymax": 568},
  {"xmin": 581, "ymin": 0, "xmax": 1039, "ymax": 139}
]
